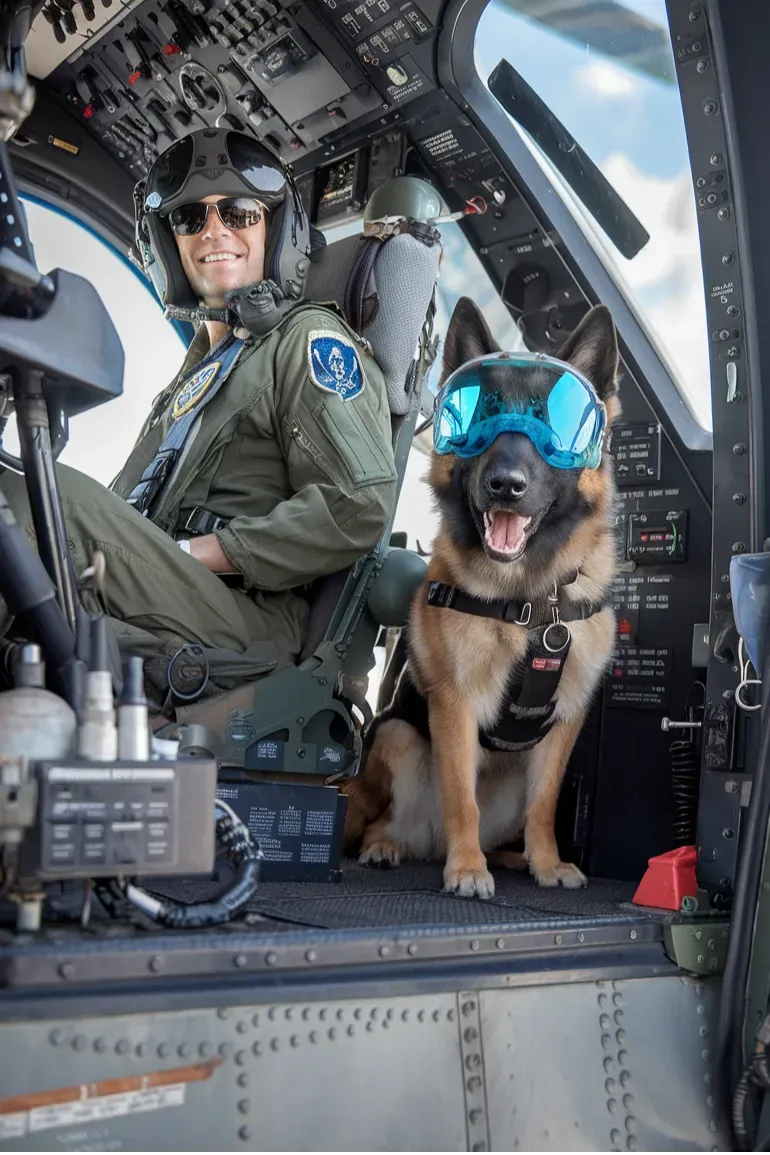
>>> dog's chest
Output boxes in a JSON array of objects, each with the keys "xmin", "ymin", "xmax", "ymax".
[
  {"xmin": 444, "ymin": 611, "xmax": 612, "ymax": 731},
  {"xmin": 445, "ymin": 617, "xmax": 530, "ymax": 730}
]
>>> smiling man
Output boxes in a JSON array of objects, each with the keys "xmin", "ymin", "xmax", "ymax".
[{"xmin": 0, "ymin": 129, "xmax": 397, "ymax": 707}]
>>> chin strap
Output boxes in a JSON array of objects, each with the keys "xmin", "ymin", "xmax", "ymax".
[
  {"xmin": 163, "ymin": 279, "xmax": 301, "ymax": 338},
  {"xmin": 164, "ymin": 302, "xmax": 234, "ymax": 326}
]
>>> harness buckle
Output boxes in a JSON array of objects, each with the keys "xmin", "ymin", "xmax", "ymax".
[
  {"xmin": 548, "ymin": 582, "xmax": 560, "ymax": 626},
  {"xmin": 515, "ymin": 602, "xmax": 532, "ymax": 626},
  {"xmin": 504, "ymin": 600, "xmax": 531, "ymax": 625},
  {"xmin": 427, "ymin": 581, "xmax": 455, "ymax": 609}
]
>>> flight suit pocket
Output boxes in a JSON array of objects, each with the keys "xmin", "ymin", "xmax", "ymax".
[{"xmin": 311, "ymin": 397, "xmax": 396, "ymax": 489}]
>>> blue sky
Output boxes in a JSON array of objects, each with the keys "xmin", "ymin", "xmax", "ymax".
[{"xmin": 474, "ymin": 0, "xmax": 685, "ymax": 182}]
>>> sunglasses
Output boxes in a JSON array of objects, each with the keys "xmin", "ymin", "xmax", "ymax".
[{"xmin": 167, "ymin": 197, "xmax": 264, "ymax": 236}]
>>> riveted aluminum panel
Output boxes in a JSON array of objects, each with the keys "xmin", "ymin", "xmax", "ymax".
[
  {"xmin": 481, "ymin": 974, "xmax": 727, "ymax": 1152},
  {"xmin": 0, "ymin": 994, "xmax": 467, "ymax": 1152}
]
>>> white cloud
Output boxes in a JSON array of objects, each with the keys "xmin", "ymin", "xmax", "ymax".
[{"xmin": 576, "ymin": 60, "xmax": 639, "ymax": 99}]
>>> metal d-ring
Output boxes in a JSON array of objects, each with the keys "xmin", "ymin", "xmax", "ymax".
[{"xmin": 543, "ymin": 621, "xmax": 571, "ymax": 653}]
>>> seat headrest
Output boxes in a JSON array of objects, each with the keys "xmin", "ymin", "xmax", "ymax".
[{"xmin": 306, "ymin": 231, "xmax": 441, "ymax": 415}]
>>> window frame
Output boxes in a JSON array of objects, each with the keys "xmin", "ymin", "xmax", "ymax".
[
  {"xmin": 437, "ymin": 0, "xmax": 712, "ymax": 453},
  {"xmin": 17, "ymin": 186, "xmax": 193, "ymax": 348}
]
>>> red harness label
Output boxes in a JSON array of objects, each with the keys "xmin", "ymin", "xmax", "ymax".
[{"xmin": 532, "ymin": 657, "xmax": 562, "ymax": 672}]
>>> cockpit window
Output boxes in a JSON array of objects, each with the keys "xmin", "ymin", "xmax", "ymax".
[
  {"xmin": 474, "ymin": 0, "xmax": 712, "ymax": 432},
  {"xmin": 10, "ymin": 198, "xmax": 185, "ymax": 482}
]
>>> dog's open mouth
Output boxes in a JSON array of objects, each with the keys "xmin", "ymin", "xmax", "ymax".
[{"xmin": 483, "ymin": 510, "xmax": 532, "ymax": 560}]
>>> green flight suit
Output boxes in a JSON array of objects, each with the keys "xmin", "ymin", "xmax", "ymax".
[{"xmin": 0, "ymin": 302, "xmax": 397, "ymax": 704}]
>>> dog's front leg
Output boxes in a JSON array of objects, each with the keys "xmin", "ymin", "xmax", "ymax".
[
  {"xmin": 524, "ymin": 716, "xmax": 587, "ymax": 888},
  {"xmin": 429, "ymin": 691, "xmax": 493, "ymax": 899}
]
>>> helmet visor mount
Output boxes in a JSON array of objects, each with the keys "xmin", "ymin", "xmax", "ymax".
[
  {"xmin": 434, "ymin": 353, "xmax": 607, "ymax": 470},
  {"xmin": 144, "ymin": 132, "xmax": 287, "ymax": 216}
]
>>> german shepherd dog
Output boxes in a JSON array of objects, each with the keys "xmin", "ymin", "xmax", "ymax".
[{"xmin": 342, "ymin": 296, "xmax": 621, "ymax": 898}]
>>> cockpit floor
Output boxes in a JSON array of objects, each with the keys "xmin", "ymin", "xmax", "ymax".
[{"xmin": 147, "ymin": 859, "xmax": 662, "ymax": 933}]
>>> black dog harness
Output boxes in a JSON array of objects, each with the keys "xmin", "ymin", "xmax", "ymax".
[{"xmin": 426, "ymin": 578, "xmax": 606, "ymax": 753}]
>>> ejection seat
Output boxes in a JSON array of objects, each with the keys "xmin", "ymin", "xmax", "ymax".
[{"xmin": 171, "ymin": 221, "xmax": 442, "ymax": 780}]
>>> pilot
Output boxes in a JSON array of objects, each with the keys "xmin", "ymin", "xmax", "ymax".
[{"xmin": 0, "ymin": 128, "xmax": 397, "ymax": 706}]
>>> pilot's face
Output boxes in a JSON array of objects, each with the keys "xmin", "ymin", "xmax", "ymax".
[{"xmin": 175, "ymin": 194, "xmax": 267, "ymax": 308}]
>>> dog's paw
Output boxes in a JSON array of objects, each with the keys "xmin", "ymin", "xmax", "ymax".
[
  {"xmin": 443, "ymin": 862, "xmax": 495, "ymax": 900},
  {"xmin": 359, "ymin": 841, "xmax": 400, "ymax": 869},
  {"xmin": 531, "ymin": 860, "xmax": 587, "ymax": 889}
]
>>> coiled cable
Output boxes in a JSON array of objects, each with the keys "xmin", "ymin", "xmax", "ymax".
[
  {"xmin": 670, "ymin": 681, "xmax": 705, "ymax": 845},
  {"xmin": 122, "ymin": 799, "xmax": 262, "ymax": 929}
]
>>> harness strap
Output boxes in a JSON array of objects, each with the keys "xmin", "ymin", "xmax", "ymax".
[
  {"xmin": 177, "ymin": 506, "xmax": 231, "ymax": 538},
  {"xmin": 426, "ymin": 577, "xmax": 606, "ymax": 754},
  {"xmin": 126, "ymin": 334, "xmax": 246, "ymax": 519},
  {"xmin": 426, "ymin": 578, "xmax": 603, "ymax": 626},
  {"xmin": 345, "ymin": 238, "xmax": 380, "ymax": 333}
]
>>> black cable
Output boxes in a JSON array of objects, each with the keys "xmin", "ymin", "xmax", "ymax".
[
  {"xmin": 123, "ymin": 801, "xmax": 262, "ymax": 929},
  {"xmin": 717, "ymin": 626, "xmax": 770, "ymax": 1142}
]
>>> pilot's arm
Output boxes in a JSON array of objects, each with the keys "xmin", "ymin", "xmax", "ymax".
[{"xmin": 194, "ymin": 312, "xmax": 397, "ymax": 589}]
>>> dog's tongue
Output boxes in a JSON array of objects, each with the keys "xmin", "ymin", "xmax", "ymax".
[{"xmin": 486, "ymin": 511, "xmax": 529, "ymax": 554}]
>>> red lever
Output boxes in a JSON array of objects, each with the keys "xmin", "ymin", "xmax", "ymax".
[
  {"xmin": 162, "ymin": 43, "xmax": 180, "ymax": 56},
  {"xmin": 632, "ymin": 845, "xmax": 698, "ymax": 911},
  {"xmin": 128, "ymin": 69, "xmax": 143, "ymax": 85}
]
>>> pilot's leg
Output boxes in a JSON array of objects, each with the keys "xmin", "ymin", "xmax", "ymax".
[{"xmin": 0, "ymin": 464, "xmax": 302, "ymax": 678}]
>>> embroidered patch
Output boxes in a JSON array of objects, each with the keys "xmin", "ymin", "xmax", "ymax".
[
  {"xmin": 307, "ymin": 330, "xmax": 365, "ymax": 401},
  {"xmin": 173, "ymin": 361, "xmax": 221, "ymax": 420}
]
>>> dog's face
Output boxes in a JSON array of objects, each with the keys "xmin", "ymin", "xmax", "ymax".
[{"xmin": 429, "ymin": 297, "xmax": 620, "ymax": 574}]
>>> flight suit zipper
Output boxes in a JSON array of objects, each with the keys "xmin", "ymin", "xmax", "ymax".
[{"xmin": 286, "ymin": 417, "xmax": 336, "ymax": 481}]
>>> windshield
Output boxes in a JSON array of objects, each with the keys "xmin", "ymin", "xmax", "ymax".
[{"xmin": 474, "ymin": 0, "xmax": 712, "ymax": 432}]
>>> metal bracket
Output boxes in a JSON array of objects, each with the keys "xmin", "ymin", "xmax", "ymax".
[{"xmin": 663, "ymin": 920, "xmax": 730, "ymax": 975}]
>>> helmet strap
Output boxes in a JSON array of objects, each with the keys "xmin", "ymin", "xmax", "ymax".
[
  {"xmin": 162, "ymin": 278, "xmax": 301, "ymax": 337},
  {"xmin": 164, "ymin": 302, "xmax": 234, "ymax": 326},
  {"xmin": 226, "ymin": 278, "xmax": 300, "ymax": 338}
]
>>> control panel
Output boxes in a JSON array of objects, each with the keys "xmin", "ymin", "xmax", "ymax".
[
  {"xmin": 563, "ymin": 402, "xmax": 712, "ymax": 882},
  {"xmin": 612, "ymin": 421, "xmax": 661, "ymax": 484},
  {"xmin": 627, "ymin": 509, "xmax": 688, "ymax": 564},
  {"xmin": 23, "ymin": 758, "xmax": 217, "ymax": 880}
]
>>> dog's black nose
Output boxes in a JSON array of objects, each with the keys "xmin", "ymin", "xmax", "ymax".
[{"xmin": 487, "ymin": 467, "xmax": 528, "ymax": 501}]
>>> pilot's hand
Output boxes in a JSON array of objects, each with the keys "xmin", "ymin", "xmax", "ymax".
[{"xmin": 186, "ymin": 533, "xmax": 237, "ymax": 573}]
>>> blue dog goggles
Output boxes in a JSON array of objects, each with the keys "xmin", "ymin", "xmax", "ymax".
[{"xmin": 433, "ymin": 352, "xmax": 607, "ymax": 470}]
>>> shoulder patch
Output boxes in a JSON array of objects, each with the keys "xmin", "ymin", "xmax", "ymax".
[
  {"xmin": 307, "ymin": 330, "xmax": 365, "ymax": 401},
  {"xmin": 173, "ymin": 361, "xmax": 220, "ymax": 420}
]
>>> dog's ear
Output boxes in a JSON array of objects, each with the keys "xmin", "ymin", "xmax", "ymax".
[
  {"xmin": 439, "ymin": 297, "xmax": 501, "ymax": 385},
  {"xmin": 554, "ymin": 304, "xmax": 619, "ymax": 401}
]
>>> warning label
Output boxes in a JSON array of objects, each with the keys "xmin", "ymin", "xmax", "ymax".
[{"xmin": 605, "ymin": 647, "xmax": 672, "ymax": 711}]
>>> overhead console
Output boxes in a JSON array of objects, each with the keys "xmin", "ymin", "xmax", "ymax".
[{"xmin": 16, "ymin": 0, "xmax": 587, "ymax": 357}]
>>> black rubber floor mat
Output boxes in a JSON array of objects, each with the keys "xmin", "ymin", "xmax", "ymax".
[
  {"xmin": 146, "ymin": 860, "xmax": 645, "ymax": 930},
  {"xmin": 248, "ymin": 891, "xmax": 555, "ymax": 930}
]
